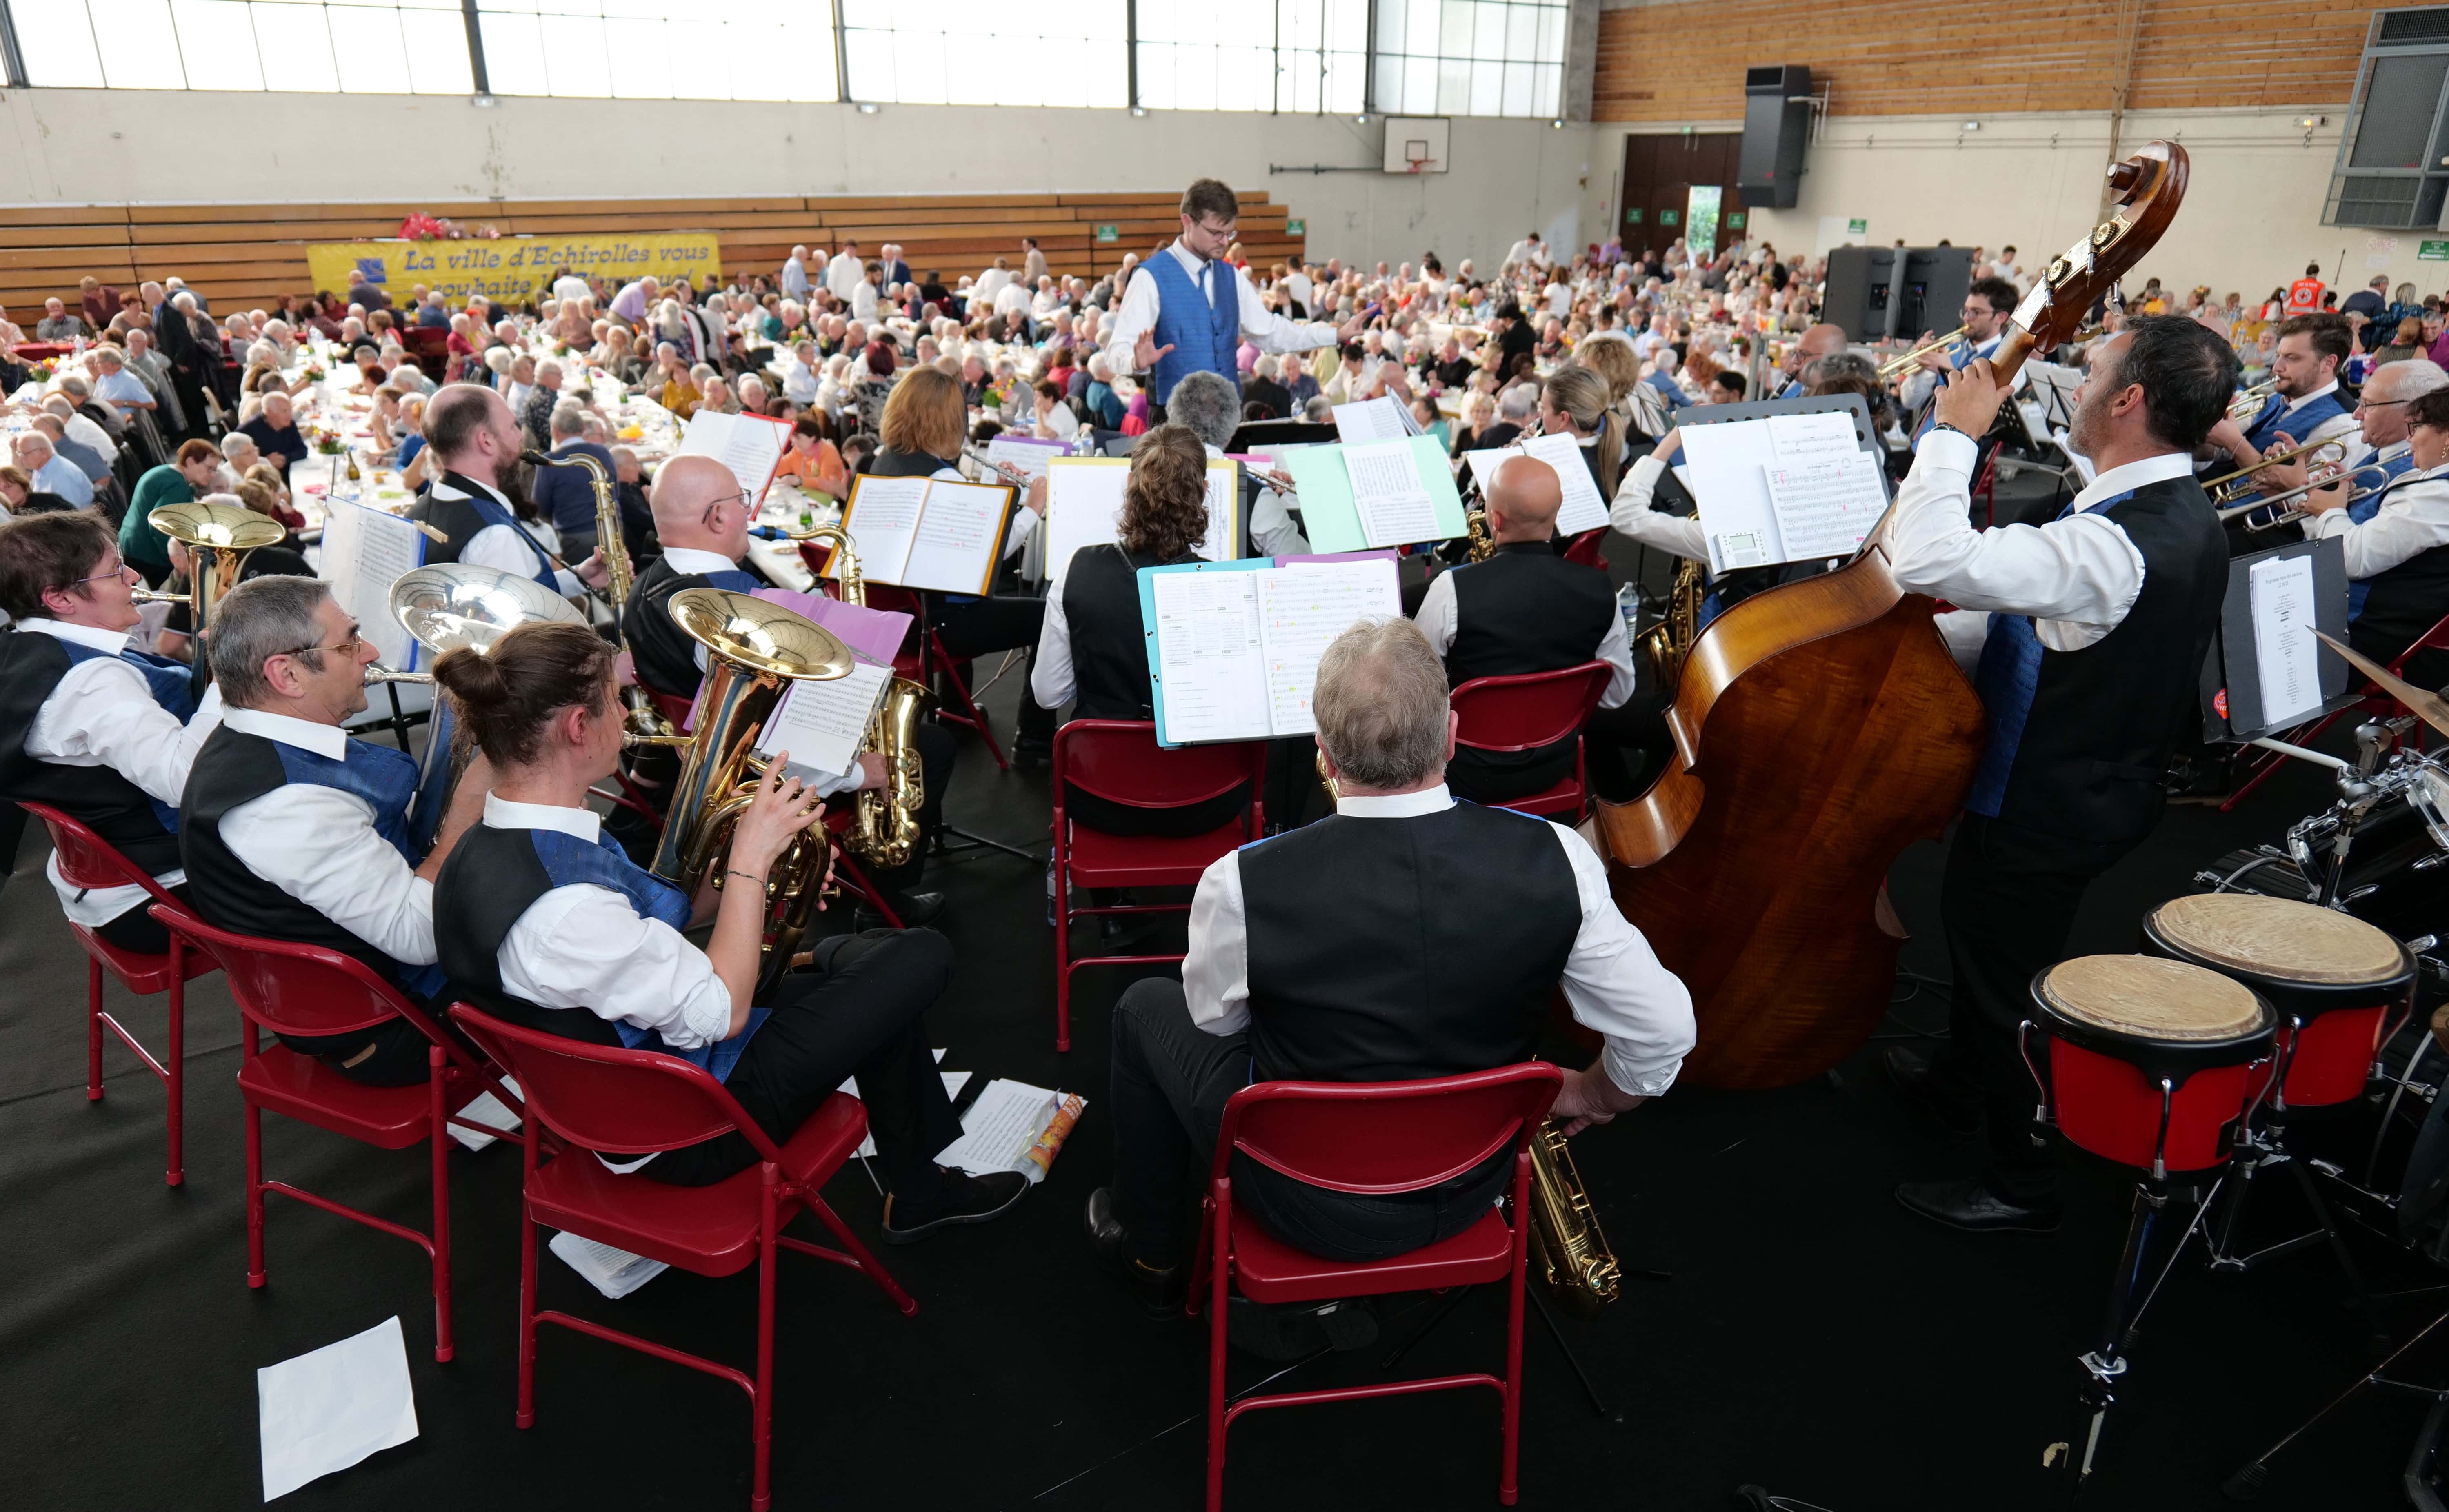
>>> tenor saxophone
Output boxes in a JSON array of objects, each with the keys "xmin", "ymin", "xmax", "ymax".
[
  {"xmin": 1637, "ymin": 557, "xmax": 1705, "ymax": 690},
  {"xmin": 1527, "ymin": 1117, "xmax": 1622, "ymax": 1318}
]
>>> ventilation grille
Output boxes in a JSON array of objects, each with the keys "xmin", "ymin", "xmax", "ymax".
[
  {"xmin": 2335, "ymin": 174, "xmax": 2424, "ymax": 227},
  {"xmin": 2377, "ymin": 7, "xmax": 2449, "ymax": 45}
]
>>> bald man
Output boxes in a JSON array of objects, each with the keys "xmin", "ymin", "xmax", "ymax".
[
  {"xmin": 1776, "ymin": 323, "xmax": 1851, "ymax": 400},
  {"xmin": 1410, "ymin": 455, "xmax": 1639, "ymax": 804},
  {"xmin": 621, "ymin": 454, "xmax": 953, "ymax": 928}
]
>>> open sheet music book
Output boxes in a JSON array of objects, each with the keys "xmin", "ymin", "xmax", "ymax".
[
  {"xmin": 1331, "ymin": 393, "xmax": 1422, "ymax": 443},
  {"xmin": 831, "ymin": 473, "xmax": 1018, "ymax": 595},
  {"xmin": 1277, "ymin": 435, "xmax": 1466, "ymax": 553},
  {"xmin": 756, "ymin": 660, "xmax": 893, "ymax": 781},
  {"xmin": 1462, "ymin": 431, "xmax": 1610, "ymax": 536},
  {"xmin": 1678, "ymin": 408, "xmax": 1890, "ymax": 573},
  {"xmin": 318, "ymin": 496, "xmax": 427, "ymax": 672},
  {"xmin": 677, "ymin": 410, "xmax": 791, "ymax": 508},
  {"xmin": 1040, "ymin": 456, "xmax": 1242, "ymax": 591},
  {"xmin": 1136, "ymin": 552, "xmax": 1403, "ymax": 746}
]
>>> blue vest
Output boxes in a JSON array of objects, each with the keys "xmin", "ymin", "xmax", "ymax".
[
  {"xmin": 2243, "ymin": 388, "xmax": 2350, "ymax": 460},
  {"xmin": 2348, "ymin": 450, "xmax": 2420, "ymax": 619},
  {"xmin": 1145, "ymin": 254, "xmax": 1241, "ymax": 405},
  {"xmin": 524, "ymin": 826, "xmax": 769, "ymax": 1082},
  {"xmin": 269, "ymin": 735, "xmax": 444, "ymax": 997},
  {"xmin": 55, "ymin": 637, "xmax": 199, "ymax": 833}
]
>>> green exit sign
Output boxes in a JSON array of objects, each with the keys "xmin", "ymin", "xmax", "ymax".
[
  {"xmin": 2422, "ymin": 239, "xmax": 2449, "ymax": 261},
  {"xmin": 1624, "ymin": 207, "xmax": 1643, "ymax": 225},
  {"xmin": 1093, "ymin": 223, "xmax": 1119, "ymax": 244},
  {"xmin": 1286, "ymin": 218, "xmax": 1305, "ymax": 236},
  {"xmin": 1848, "ymin": 217, "xmax": 1868, "ymax": 234},
  {"xmin": 1725, "ymin": 211, "xmax": 1746, "ymax": 230},
  {"xmin": 1660, "ymin": 209, "xmax": 1680, "ymax": 226}
]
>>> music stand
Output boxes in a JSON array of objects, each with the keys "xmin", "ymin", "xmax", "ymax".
[
  {"xmin": 1227, "ymin": 419, "xmax": 1339, "ymax": 453},
  {"xmin": 2197, "ymin": 535, "xmax": 2358, "ymax": 746}
]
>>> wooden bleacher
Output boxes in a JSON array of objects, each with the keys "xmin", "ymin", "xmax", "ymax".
[{"xmin": 0, "ymin": 191, "xmax": 1307, "ymax": 314}]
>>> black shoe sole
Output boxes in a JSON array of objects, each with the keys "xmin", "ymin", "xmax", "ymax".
[{"xmin": 881, "ymin": 1177, "xmax": 1030, "ymax": 1245}]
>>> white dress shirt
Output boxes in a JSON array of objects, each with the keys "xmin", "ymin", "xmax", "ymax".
[
  {"xmin": 2307, "ymin": 460, "xmax": 2449, "ymax": 580},
  {"xmin": 551, "ymin": 275, "xmax": 590, "ymax": 304},
  {"xmin": 22, "ymin": 619, "xmax": 224, "ymax": 924},
  {"xmin": 1102, "ymin": 240, "xmax": 1340, "ymax": 380},
  {"xmin": 215, "ymin": 707, "xmax": 438, "ymax": 965},
  {"xmin": 433, "ymin": 473, "xmax": 583, "ymax": 597},
  {"xmin": 1890, "ymin": 430, "xmax": 2184, "ymax": 666},
  {"xmin": 2278, "ymin": 380, "xmax": 2364, "ymax": 456},
  {"xmin": 825, "ymin": 252, "xmax": 864, "ymax": 304},
  {"xmin": 780, "ymin": 354, "xmax": 817, "ymax": 406},
  {"xmin": 850, "ymin": 281, "xmax": 880, "ymax": 325},
  {"xmin": 1179, "ymin": 786, "xmax": 1696, "ymax": 1097},
  {"xmin": 973, "ymin": 266, "xmax": 1012, "ymax": 303},
  {"xmin": 63, "ymin": 411, "xmax": 118, "ymax": 465},
  {"xmin": 1412, "ymin": 565, "xmax": 1638, "ymax": 709},
  {"xmin": 1608, "ymin": 453, "xmax": 1708, "ymax": 562}
]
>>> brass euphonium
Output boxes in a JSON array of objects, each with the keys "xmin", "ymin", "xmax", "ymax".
[
  {"xmin": 1527, "ymin": 1117, "xmax": 1622, "ymax": 1317},
  {"xmin": 648, "ymin": 588, "xmax": 856, "ymax": 967},
  {"xmin": 796, "ymin": 523, "xmax": 933, "ymax": 870},
  {"xmin": 147, "ymin": 502, "xmax": 288, "ymax": 637}
]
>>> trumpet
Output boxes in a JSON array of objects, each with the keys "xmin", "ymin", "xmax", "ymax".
[
  {"xmin": 2215, "ymin": 460, "xmax": 2396, "ymax": 530},
  {"xmin": 2227, "ymin": 380, "xmax": 2278, "ymax": 425},
  {"xmin": 1876, "ymin": 326, "xmax": 1967, "ymax": 380},
  {"xmin": 2201, "ymin": 438, "xmax": 2349, "ymax": 506}
]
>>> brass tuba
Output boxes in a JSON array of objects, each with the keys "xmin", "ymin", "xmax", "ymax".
[
  {"xmin": 648, "ymin": 588, "xmax": 856, "ymax": 966},
  {"xmin": 796, "ymin": 523, "xmax": 932, "ymax": 870},
  {"xmin": 1527, "ymin": 1117, "xmax": 1622, "ymax": 1317}
]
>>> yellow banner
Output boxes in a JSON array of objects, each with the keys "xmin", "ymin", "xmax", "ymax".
[{"xmin": 304, "ymin": 231, "xmax": 722, "ymax": 307}]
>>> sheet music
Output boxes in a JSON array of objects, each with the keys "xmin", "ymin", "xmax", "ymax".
[
  {"xmin": 2249, "ymin": 552, "xmax": 2323, "ymax": 726},
  {"xmin": 678, "ymin": 410, "xmax": 789, "ymax": 506},
  {"xmin": 757, "ymin": 660, "xmax": 891, "ymax": 780},
  {"xmin": 1202, "ymin": 460, "xmax": 1239, "ymax": 564},
  {"xmin": 838, "ymin": 475, "xmax": 927, "ymax": 583},
  {"xmin": 1332, "ymin": 396, "xmax": 1410, "ymax": 444},
  {"xmin": 987, "ymin": 435, "xmax": 1064, "ymax": 486},
  {"xmin": 933, "ymin": 1080, "xmax": 1061, "ymax": 1178},
  {"xmin": 1342, "ymin": 440, "xmax": 1439, "ymax": 548},
  {"xmin": 899, "ymin": 480, "xmax": 1009, "ymax": 593},
  {"xmin": 1766, "ymin": 411, "xmax": 1861, "ymax": 464},
  {"xmin": 1041, "ymin": 459, "xmax": 1130, "ymax": 591},
  {"xmin": 1762, "ymin": 450, "xmax": 1887, "ymax": 560},
  {"xmin": 1151, "ymin": 569, "xmax": 1269, "ymax": 744},
  {"xmin": 1254, "ymin": 560, "xmax": 1402, "ymax": 735},
  {"xmin": 1516, "ymin": 433, "xmax": 1610, "ymax": 536},
  {"xmin": 322, "ymin": 501, "xmax": 423, "ymax": 671},
  {"xmin": 1678, "ymin": 420, "xmax": 1787, "ymax": 573}
]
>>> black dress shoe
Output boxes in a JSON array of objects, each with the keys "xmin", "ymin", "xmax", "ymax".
[
  {"xmin": 1011, "ymin": 738, "xmax": 1051, "ymax": 774},
  {"xmin": 1883, "ymin": 1046, "xmax": 1980, "ymax": 1135},
  {"xmin": 1895, "ymin": 1178, "xmax": 2061, "ymax": 1233},
  {"xmin": 857, "ymin": 890, "xmax": 945, "ymax": 930},
  {"xmin": 1084, "ymin": 1187, "xmax": 1185, "ymax": 1319},
  {"xmin": 880, "ymin": 1167, "xmax": 1029, "ymax": 1244}
]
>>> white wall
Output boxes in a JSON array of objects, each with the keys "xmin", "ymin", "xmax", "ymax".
[
  {"xmin": 0, "ymin": 87, "xmax": 1607, "ymax": 277},
  {"xmin": 1593, "ymin": 107, "xmax": 2426, "ymax": 302}
]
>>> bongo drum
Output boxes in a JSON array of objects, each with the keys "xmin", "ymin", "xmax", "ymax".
[
  {"xmin": 2026, "ymin": 955, "xmax": 2275, "ymax": 1175},
  {"xmin": 2144, "ymin": 894, "xmax": 2415, "ymax": 1111}
]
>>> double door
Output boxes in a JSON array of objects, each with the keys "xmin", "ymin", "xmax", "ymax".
[{"xmin": 1618, "ymin": 133, "xmax": 1747, "ymax": 256}]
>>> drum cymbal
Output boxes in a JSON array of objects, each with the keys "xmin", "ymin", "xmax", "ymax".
[{"xmin": 2316, "ymin": 629, "xmax": 2449, "ymax": 743}]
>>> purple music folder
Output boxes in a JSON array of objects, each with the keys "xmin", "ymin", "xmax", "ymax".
[
  {"xmin": 750, "ymin": 586, "xmax": 911, "ymax": 667},
  {"xmin": 1274, "ymin": 549, "xmax": 1402, "ymax": 567}
]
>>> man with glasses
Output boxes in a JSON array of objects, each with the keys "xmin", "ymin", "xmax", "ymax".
[
  {"xmin": 2293, "ymin": 370, "xmax": 2449, "ymax": 686},
  {"xmin": 178, "ymin": 574, "xmax": 491, "ymax": 1084},
  {"xmin": 1102, "ymin": 178, "xmax": 1366, "ymax": 423},
  {"xmin": 2200, "ymin": 311, "xmax": 2364, "ymax": 528},
  {"xmin": 0, "ymin": 513, "xmax": 224, "ymax": 951},
  {"xmin": 1899, "ymin": 276, "xmax": 2024, "ymax": 422}
]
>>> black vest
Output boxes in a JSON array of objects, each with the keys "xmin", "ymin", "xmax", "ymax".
[
  {"xmin": 409, "ymin": 472, "xmax": 556, "ymax": 581},
  {"xmin": 1238, "ymin": 803, "xmax": 1582, "ymax": 1084},
  {"xmin": 0, "ymin": 630, "xmax": 181, "ymax": 874},
  {"xmin": 867, "ymin": 446, "xmax": 954, "ymax": 480},
  {"xmin": 180, "ymin": 726, "xmax": 411, "ymax": 985},
  {"xmin": 1061, "ymin": 543, "xmax": 1194, "ymax": 721},
  {"xmin": 1444, "ymin": 543, "xmax": 1618, "ymax": 793},
  {"xmin": 622, "ymin": 554, "xmax": 762, "ymax": 699},
  {"xmin": 1971, "ymin": 475, "xmax": 2227, "ymax": 846},
  {"xmin": 432, "ymin": 824, "xmax": 628, "ymax": 1050}
]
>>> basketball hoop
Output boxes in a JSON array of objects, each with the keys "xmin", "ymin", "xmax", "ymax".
[{"xmin": 1404, "ymin": 141, "xmax": 1432, "ymax": 174}]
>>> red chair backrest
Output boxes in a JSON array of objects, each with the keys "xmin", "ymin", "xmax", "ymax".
[
  {"xmin": 1560, "ymin": 529, "xmax": 1608, "ymax": 570},
  {"xmin": 154, "ymin": 904, "xmax": 429, "ymax": 1043},
  {"xmin": 2397, "ymin": 606, "xmax": 2449, "ymax": 672},
  {"xmin": 1450, "ymin": 662, "xmax": 1611, "ymax": 755},
  {"xmin": 1055, "ymin": 719, "xmax": 1265, "ymax": 812},
  {"xmin": 1214, "ymin": 1063, "xmax": 1564, "ymax": 1196},
  {"xmin": 18, "ymin": 801, "xmax": 187, "ymax": 903},
  {"xmin": 450, "ymin": 1002, "xmax": 776, "ymax": 1161}
]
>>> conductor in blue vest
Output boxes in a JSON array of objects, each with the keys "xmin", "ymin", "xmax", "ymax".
[{"xmin": 1101, "ymin": 178, "xmax": 1364, "ymax": 424}]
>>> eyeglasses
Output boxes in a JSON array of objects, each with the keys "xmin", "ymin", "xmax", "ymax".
[
  {"xmin": 700, "ymin": 490, "xmax": 753, "ymax": 530},
  {"xmin": 2360, "ymin": 397, "xmax": 2414, "ymax": 412},
  {"xmin": 279, "ymin": 631, "xmax": 365, "ymax": 661},
  {"xmin": 70, "ymin": 560, "xmax": 136, "ymax": 587}
]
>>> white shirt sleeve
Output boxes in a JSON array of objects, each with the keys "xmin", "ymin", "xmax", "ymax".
[
  {"xmin": 1031, "ymin": 581, "xmax": 1076, "ymax": 710},
  {"xmin": 218, "ymin": 785, "xmax": 439, "ymax": 965},
  {"xmin": 463, "ymin": 521, "xmax": 583, "ymax": 597},
  {"xmin": 1103, "ymin": 267, "xmax": 1158, "ymax": 377},
  {"xmin": 1608, "ymin": 453, "xmax": 1709, "ymax": 562},
  {"xmin": 1248, "ymin": 486, "xmax": 1310, "ymax": 557},
  {"xmin": 1181, "ymin": 851, "xmax": 1251, "ymax": 1037},
  {"xmin": 1885, "ymin": 429, "xmax": 2146, "ymax": 650},
  {"xmin": 497, "ymin": 884, "xmax": 735, "ymax": 1048},
  {"xmin": 1594, "ymin": 597, "xmax": 1638, "ymax": 710},
  {"xmin": 1411, "ymin": 569, "xmax": 1460, "ymax": 654},
  {"xmin": 1552, "ymin": 824, "xmax": 1696, "ymax": 1097},
  {"xmin": 1231, "ymin": 264, "xmax": 1340, "ymax": 355},
  {"xmin": 2309, "ymin": 474, "xmax": 2449, "ymax": 580},
  {"xmin": 27, "ymin": 662, "xmax": 223, "ymax": 806}
]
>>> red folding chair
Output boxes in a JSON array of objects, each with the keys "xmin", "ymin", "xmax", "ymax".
[
  {"xmin": 1051, "ymin": 720, "xmax": 1266, "ymax": 1052},
  {"xmin": 156, "ymin": 906, "xmax": 519, "ymax": 1363},
  {"xmin": 18, "ymin": 802, "xmax": 219, "ymax": 1186},
  {"xmin": 448, "ymin": 1003, "xmax": 916, "ymax": 1512},
  {"xmin": 1187, "ymin": 1063, "xmax": 1565, "ymax": 1511},
  {"xmin": 799, "ymin": 542, "xmax": 1011, "ymax": 771},
  {"xmin": 1560, "ymin": 528, "xmax": 1608, "ymax": 571},
  {"xmin": 1449, "ymin": 661, "xmax": 1613, "ymax": 823},
  {"xmin": 2221, "ymin": 607, "xmax": 2449, "ymax": 813}
]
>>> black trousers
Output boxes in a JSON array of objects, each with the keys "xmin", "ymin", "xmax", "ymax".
[
  {"xmin": 91, "ymin": 881, "xmax": 191, "ymax": 955},
  {"xmin": 1108, "ymin": 977, "xmax": 1511, "ymax": 1267},
  {"xmin": 647, "ymin": 929, "xmax": 963, "ymax": 1191},
  {"xmin": 1932, "ymin": 812, "xmax": 2139, "ymax": 1203},
  {"xmin": 931, "ymin": 594, "xmax": 1055, "ymax": 745}
]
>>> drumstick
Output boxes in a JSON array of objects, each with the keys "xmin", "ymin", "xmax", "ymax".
[{"xmin": 2313, "ymin": 630, "xmax": 2449, "ymax": 742}]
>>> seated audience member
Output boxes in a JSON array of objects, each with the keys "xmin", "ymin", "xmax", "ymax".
[
  {"xmin": 774, "ymin": 412, "xmax": 849, "ymax": 500},
  {"xmin": 529, "ymin": 401, "xmax": 618, "ymax": 566},
  {"xmin": 1241, "ymin": 355, "xmax": 1291, "ymax": 421},
  {"xmin": 2297, "ymin": 375, "xmax": 2449, "ymax": 686},
  {"xmin": 1085, "ymin": 618, "xmax": 1694, "ymax": 1340},
  {"xmin": 622, "ymin": 454, "xmax": 952, "ymax": 927},
  {"xmin": 121, "ymin": 439, "xmax": 223, "ymax": 588},
  {"xmin": 178, "ymin": 575, "xmax": 489, "ymax": 1082},
  {"xmin": 427, "ymin": 622, "xmax": 1026, "ymax": 1239},
  {"xmin": 1413, "ymin": 455, "xmax": 1640, "ymax": 802},
  {"xmin": 238, "ymin": 391, "xmax": 309, "ymax": 481},
  {"xmin": 12, "ymin": 430, "xmax": 95, "ymax": 509},
  {"xmin": 0, "ymin": 513, "xmax": 224, "ymax": 952}
]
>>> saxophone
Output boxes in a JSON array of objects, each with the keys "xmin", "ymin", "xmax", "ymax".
[
  {"xmin": 1637, "ymin": 558, "xmax": 1705, "ymax": 691},
  {"xmin": 1465, "ymin": 507, "xmax": 1495, "ymax": 562},
  {"xmin": 795, "ymin": 523, "xmax": 931, "ymax": 869},
  {"xmin": 1527, "ymin": 1116, "xmax": 1622, "ymax": 1318}
]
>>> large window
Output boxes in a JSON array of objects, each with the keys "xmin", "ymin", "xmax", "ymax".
[
  {"xmin": 839, "ymin": 0, "xmax": 1125, "ymax": 108},
  {"xmin": 20, "ymin": 0, "xmax": 475, "ymax": 93},
  {"xmin": 1371, "ymin": 0, "xmax": 1567, "ymax": 119},
  {"xmin": 472, "ymin": 1, "xmax": 837, "ymax": 102},
  {"xmin": 1136, "ymin": 0, "xmax": 1367, "ymax": 114}
]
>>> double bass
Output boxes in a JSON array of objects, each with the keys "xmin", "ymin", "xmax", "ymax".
[{"xmin": 1594, "ymin": 142, "xmax": 2191, "ymax": 1089}]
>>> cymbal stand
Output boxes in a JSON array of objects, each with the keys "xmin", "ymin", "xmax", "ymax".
[{"xmin": 2220, "ymin": 1308, "xmax": 2449, "ymax": 1503}]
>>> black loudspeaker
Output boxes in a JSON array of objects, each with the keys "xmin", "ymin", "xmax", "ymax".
[
  {"xmin": 1738, "ymin": 65, "xmax": 1812, "ymax": 210},
  {"xmin": 1821, "ymin": 246, "xmax": 1975, "ymax": 342}
]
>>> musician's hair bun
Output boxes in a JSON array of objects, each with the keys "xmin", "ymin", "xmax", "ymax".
[{"xmin": 430, "ymin": 622, "xmax": 614, "ymax": 768}]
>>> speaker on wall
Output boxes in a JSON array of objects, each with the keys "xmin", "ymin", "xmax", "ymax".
[{"xmin": 1738, "ymin": 65, "xmax": 1812, "ymax": 210}]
